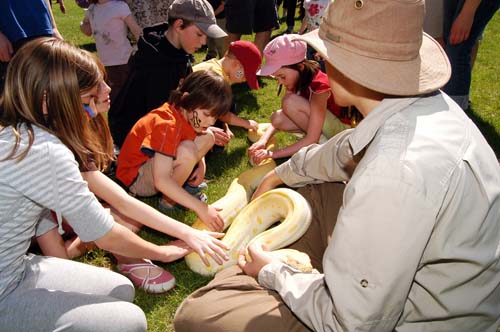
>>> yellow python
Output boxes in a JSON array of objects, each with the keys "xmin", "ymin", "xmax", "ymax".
[{"xmin": 185, "ymin": 124, "xmax": 313, "ymax": 276}]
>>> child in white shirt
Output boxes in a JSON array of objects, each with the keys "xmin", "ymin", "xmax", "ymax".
[{"xmin": 80, "ymin": 0, "xmax": 141, "ymax": 103}]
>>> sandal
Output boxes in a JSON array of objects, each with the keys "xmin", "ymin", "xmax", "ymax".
[{"xmin": 117, "ymin": 259, "xmax": 175, "ymax": 294}]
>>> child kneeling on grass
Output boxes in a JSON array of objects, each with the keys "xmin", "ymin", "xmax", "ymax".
[
  {"xmin": 248, "ymin": 34, "xmax": 357, "ymax": 165},
  {"xmin": 116, "ymin": 70, "xmax": 232, "ymax": 232},
  {"xmin": 193, "ymin": 40, "xmax": 261, "ymax": 147}
]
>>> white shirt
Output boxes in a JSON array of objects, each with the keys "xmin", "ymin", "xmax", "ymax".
[{"xmin": 86, "ymin": 1, "xmax": 134, "ymax": 66}]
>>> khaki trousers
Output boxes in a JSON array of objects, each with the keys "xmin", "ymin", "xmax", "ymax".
[{"xmin": 174, "ymin": 182, "xmax": 345, "ymax": 332}]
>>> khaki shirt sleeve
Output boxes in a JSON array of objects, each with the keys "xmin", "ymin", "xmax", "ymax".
[{"xmin": 275, "ymin": 129, "xmax": 358, "ymax": 187}]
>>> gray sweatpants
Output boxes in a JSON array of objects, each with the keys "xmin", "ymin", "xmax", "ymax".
[{"xmin": 0, "ymin": 255, "xmax": 147, "ymax": 332}]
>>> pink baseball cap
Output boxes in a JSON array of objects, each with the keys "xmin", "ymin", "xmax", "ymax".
[
  {"xmin": 257, "ymin": 34, "xmax": 307, "ymax": 76},
  {"xmin": 229, "ymin": 41, "xmax": 262, "ymax": 90}
]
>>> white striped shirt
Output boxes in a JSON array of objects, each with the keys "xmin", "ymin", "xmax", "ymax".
[{"xmin": 0, "ymin": 124, "xmax": 114, "ymax": 300}]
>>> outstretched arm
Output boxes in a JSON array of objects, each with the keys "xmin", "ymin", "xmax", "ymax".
[{"xmin": 83, "ymin": 170, "xmax": 229, "ymax": 265}]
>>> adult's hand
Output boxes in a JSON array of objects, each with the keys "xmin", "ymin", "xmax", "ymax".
[{"xmin": 237, "ymin": 243, "xmax": 275, "ymax": 278}]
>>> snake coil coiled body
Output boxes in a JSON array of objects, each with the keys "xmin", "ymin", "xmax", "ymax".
[{"xmin": 185, "ymin": 124, "xmax": 313, "ymax": 276}]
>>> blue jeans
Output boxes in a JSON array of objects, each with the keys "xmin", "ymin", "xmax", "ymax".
[{"xmin": 442, "ymin": 0, "xmax": 499, "ymax": 109}]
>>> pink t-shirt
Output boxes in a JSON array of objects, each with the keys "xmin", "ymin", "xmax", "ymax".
[{"xmin": 86, "ymin": 1, "xmax": 134, "ymax": 66}]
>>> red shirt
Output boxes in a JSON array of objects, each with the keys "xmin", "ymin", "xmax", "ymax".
[
  {"xmin": 300, "ymin": 70, "xmax": 350, "ymax": 125},
  {"xmin": 116, "ymin": 102, "xmax": 197, "ymax": 186}
]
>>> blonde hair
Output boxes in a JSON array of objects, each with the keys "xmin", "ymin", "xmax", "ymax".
[{"xmin": 0, "ymin": 37, "xmax": 111, "ymax": 170}]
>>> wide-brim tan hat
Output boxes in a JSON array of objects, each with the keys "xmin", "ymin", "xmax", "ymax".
[{"xmin": 295, "ymin": 0, "xmax": 451, "ymax": 96}]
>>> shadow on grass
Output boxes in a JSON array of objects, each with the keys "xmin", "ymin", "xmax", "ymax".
[
  {"xmin": 232, "ymin": 83, "xmax": 258, "ymax": 114},
  {"xmin": 205, "ymin": 143, "xmax": 248, "ymax": 180},
  {"xmin": 468, "ymin": 104, "xmax": 500, "ymax": 158}
]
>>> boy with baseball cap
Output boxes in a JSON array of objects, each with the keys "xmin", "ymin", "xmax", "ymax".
[
  {"xmin": 109, "ymin": 0, "xmax": 227, "ymax": 149},
  {"xmin": 193, "ymin": 40, "xmax": 262, "ymax": 147},
  {"xmin": 174, "ymin": 1, "xmax": 500, "ymax": 331}
]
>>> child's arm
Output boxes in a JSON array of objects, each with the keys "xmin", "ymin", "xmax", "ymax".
[
  {"xmin": 152, "ymin": 153, "xmax": 225, "ymax": 232},
  {"xmin": 80, "ymin": 15, "xmax": 92, "ymax": 36},
  {"xmin": 219, "ymin": 112, "xmax": 258, "ymax": 131},
  {"xmin": 250, "ymin": 92, "xmax": 330, "ymax": 164},
  {"xmin": 248, "ymin": 123, "xmax": 277, "ymax": 158},
  {"xmin": 82, "ymin": 170, "xmax": 229, "ymax": 264},
  {"xmin": 272, "ymin": 91, "xmax": 329, "ymax": 158},
  {"xmin": 124, "ymin": 14, "xmax": 142, "ymax": 43},
  {"xmin": 37, "ymin": 228, "xmax": 70, "ymax": 259}
]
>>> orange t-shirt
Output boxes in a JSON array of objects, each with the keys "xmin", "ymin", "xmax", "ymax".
[{"xmin": 116, "ymin": 102, "xmax": 197, "ymax": 187}]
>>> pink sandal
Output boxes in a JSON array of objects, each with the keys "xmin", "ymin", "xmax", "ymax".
[{"xmin": 117, "ymin": 260, "xmax": 175, "ymax": 294}]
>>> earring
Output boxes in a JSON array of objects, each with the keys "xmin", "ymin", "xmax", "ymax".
[{"xmin": 235, "ymin": 70, "xmax": 244, "ymax": 79}]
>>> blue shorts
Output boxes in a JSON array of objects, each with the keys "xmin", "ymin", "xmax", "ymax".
[{"xmin": 225, "ymin": 0, "xmax": 279, "ymax": 34}]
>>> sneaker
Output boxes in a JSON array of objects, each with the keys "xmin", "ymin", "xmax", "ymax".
[
  {"xmin": 117, "ymin": 259, "xmax": 175, "ymax": 294},
  {"xmin": 196, "ymin": 192, "xmax": 208, "ymax": 204},
  {"xmin": 183, "ymin": 182, "xmax": 208, "ymax": 195}
]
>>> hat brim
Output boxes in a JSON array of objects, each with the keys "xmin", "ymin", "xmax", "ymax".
[
  {"xmin": 294, "ymin": 30, "xmax": 451, "ymax": 96},
  {"xmin": 245, "ymin": 70, "xmax": 259, "ymax": 89},
  {"xmin": 196, "ymin": 22, "xmax": 227, "ymax": 39},
  {"xmin": 256, "ymin": 62, "xmax": 282, "ymax": 76}
]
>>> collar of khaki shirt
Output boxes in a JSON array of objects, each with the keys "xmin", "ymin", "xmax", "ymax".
[{"xmin": 348, "ymin": 96, "xmax": 422, "ymax": 155}]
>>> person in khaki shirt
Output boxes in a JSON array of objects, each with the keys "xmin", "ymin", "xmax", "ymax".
[{"xmin": 173, "ymin": 1, "xmax": 500, "ymax": 331}]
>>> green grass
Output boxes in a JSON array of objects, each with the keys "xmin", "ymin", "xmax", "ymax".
[{"xmin": 53, "ymin": 4, "xmax": 500, "ymax": 332}]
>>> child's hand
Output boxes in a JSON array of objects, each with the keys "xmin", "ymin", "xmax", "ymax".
[
  {"xmin": 247, "ymin": 120, "xmax": 259, "ymax": 131},
  {"xmin": 198, "ymin": 205, "xmax": 225, "ymax": 232},
  {"xmin": 211, "ymin": 126, "xmax": 232, "ymax": 146},
  {"xmin": 248, "ymin": 140, "xmax": 266, "ymax": 153},
  {"xmin": 161, "ymin": 239, "xmax": 193, "ymax": 262},
  {"xmin": 185, "ymin": 230, "xmax": 229, "ymax": 266},
  {"xmin": 250, "ymin": 149, "xmax": 273, "ymax": 165}
]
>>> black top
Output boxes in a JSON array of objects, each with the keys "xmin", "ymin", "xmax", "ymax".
[{"xmin": 108, "ymin": 23, "xmax": 192, "ymax": 147}]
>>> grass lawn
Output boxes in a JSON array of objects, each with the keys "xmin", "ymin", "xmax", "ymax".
[{"xmin": 52, "ymin": 3, "xmax": 499, "ymax": 331}]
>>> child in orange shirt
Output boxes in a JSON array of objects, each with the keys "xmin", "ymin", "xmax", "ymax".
[{"xmin": 116, "ymin": 70, "xmax": 232, "ymax": 231}]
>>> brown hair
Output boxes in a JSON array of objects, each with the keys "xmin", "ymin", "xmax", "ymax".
[
  {"xmin": 84, "ymin": 60, "xmax": 115, "ymax": 172},
  {"xmin": 167, "ymin": 17, "xmax": 194, "ymax": 29},
  {"xmin": 0, "ymin": 37, "xmax": 109, "ymax": 170},
  {"xmin": 284, "ymin": 59, "xmax": 321, "ymax": 94},
  {"xmin": 169, "ymin": 70, "xmax": 232, "ymax": 118}
]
